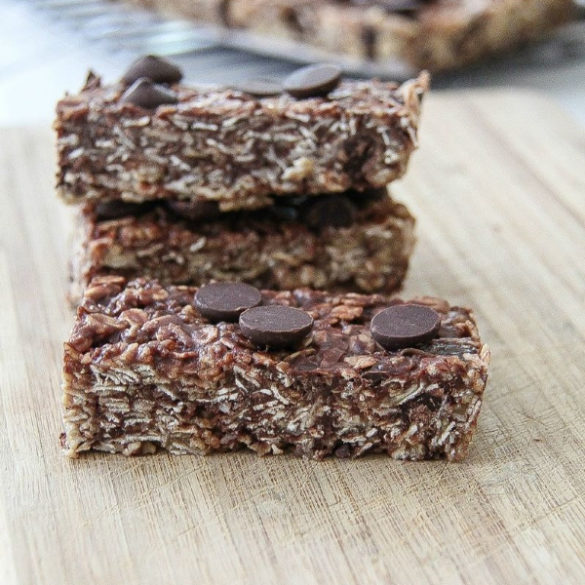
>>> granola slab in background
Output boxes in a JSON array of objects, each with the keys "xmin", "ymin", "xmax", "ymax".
[{"xmin": 125, "ymin": 0, "xmax": 575, "ymax": 71}]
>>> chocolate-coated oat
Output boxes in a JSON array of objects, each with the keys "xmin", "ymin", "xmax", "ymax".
[
  {"xmin": 167, "ymin": 199, "xmax": 221, "ymax": 221},
  {"xmin": 304, "ymin": 195, "xmax": 355, "ymax": 230}
]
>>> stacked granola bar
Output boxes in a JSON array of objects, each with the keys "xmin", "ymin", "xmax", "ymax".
[
  {"xmin": 56, "ymin": 56, "xmax": 489, "ymax": 460},
  {"xmin": 56, "ymin": 58, "xmax": 427, "ymax": 299}
]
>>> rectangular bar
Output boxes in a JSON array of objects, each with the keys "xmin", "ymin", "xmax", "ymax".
[
  {"xmin": 226, "ymin": 0, "xmax": 574, "ymax": 71},
  {"xmin": 126, "ymin": 0, "xmax": 574, "ymax": 71},
  {"xmin": 69, "ymin": 190, "xmax": 415, "ymax": 303},
  {"xmin": 62, "ymin": 277, "xmax": 490, "ymax": 461},
  {"xmin": 55, "ymin": 72, "xmax": 428, "ymax": 209}
]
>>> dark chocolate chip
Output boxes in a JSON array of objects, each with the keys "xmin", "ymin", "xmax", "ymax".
[
  {"xmin": 304, "ymin": 195, "xmax": 356, "ymax": 230},
  {"xmin": 343, "ymin": 135, "xmax": 375, "ymax": 175},
  {"xmin": 351, "ymin": 188, "xmax": 387, "ymax": 209},
  {"xmin": 121, "ymin": 78, "xmax": 178, "ymax": 109},
  {"xmin": 269, "ymin": 204, "xmax": 299, "ymax": 222},
  {"xmin": 121, "ymin": 55, "xmax": 183, "ymax": 85},
  {"xmin": 167, "ymin": 199, "xmax": 221, "ymax": 222},
  {"xmin": 370, "ymin": 304, "xmax": 441, "ymax": 350},
  {"xmin": 281, "ymin": 6, "xmax": 303, "ymax": 34},
  {"xmin": 218, "ymin": 0, "xmax": 232, "ymax": 25},
  {"xmin": 361, "ymin": 25, "xmax": 377, "ymax": 61},
  {"xmin": 95, "ymin": 200, "xmax": 154, "ymax": 220},
  {"xmin": 286, "ymin": 195, "xmax": 310, "ymax": 207},
  {"xmin": 234, "ymin": 78, "xmax": 283, "ymax": 98},
  {"xmin": 239, "ymin": 305, "xmax": 313, "ymax": 348},
  {"xmin": 283, "ymin": 64, "xmax": 342, "ymax": 99},
  {"xmin": 378, "ymin": 0, "xmax": 424, "ymax": 15},
  {"xmin": 349, "ymin": 0, "xmax": 424, "ymax": 14},
  {"xmin": 268, "ymin": 195, "xmax": 309, "ymax": 222},
  {"xmin": 195, "ymin": 282, "xmax": 262, "ymax": 322}
]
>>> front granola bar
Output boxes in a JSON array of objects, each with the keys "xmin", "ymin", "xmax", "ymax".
[{"xmin": 62, "ymin": 277, "xmax": 490, "ymax": 461}]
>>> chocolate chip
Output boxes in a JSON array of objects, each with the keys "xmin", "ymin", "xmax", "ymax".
[
  {"xmin": 239, "ymin": 305, "xmax": 313, "ymax": 348},
  {"xmin": 370, "ymin": 304, "xmax": 441, "ymax": 350},
  {"xmin": 218, "ymin": 0, "xmax": 232, "ymax": 25},
  {"xmin": 281, "ymin": 6, "xmax": 303, "ymax": 34},
  {"xmin": 351, "ymin": 0, "xmax": 424, "ymax": 14},
  {"xmin": 269, "ymin": 204, "xmax": 299, "ymax": 222},
  {"xmin": 167, "ymin": 199, "xmax": 221, "ymax": 222},
  {"xmin": 195, "ymin": 282, "xmax": 262, "ymax": 322},
  {"xmin": 378, "ymin": 0, "xmax": 424, "ymax": 14},
  {"xmin": 304, "ymin": 195, "xmax": 356, "ymax": 230},
  {"xmin": 234, "ymin": 78, "xmax": 283, "ymax": 98},
  {"xmin": 361, "ymin": 25, "xmax": 377, "ymax": 61},
  {"xmin": 283, "ymin": 64, "xmax": 342, "ymax": 99},
  {"xmin": 121, "ymin": 78, "xmax": 178, "ymax": 109},
  {"xmin": 95, "ymin": 200, "xmax": 154, "ymax": 220},
  {"xmin": 121, "ymin": 55, "xmax": 183, "ymax": 85},
  {"xmin": 351, "ymin": 188, "xmax": 387, "ymax": 209}
]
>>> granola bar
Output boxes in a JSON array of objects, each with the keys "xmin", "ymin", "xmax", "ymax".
[
  {"xmin": 54, "ymin": 70, "xmax": 428, "ymax": 209},
  {"xmin": 69, "ymin": 190, "xmax": 415, "ymax": 303},
  {"xmin": 128, "ymin": 0, "xmax": 574, "ymax": 71},
  {"xmin": 62, "ymin": 276, "xmax": 490, "ymax": 460}
]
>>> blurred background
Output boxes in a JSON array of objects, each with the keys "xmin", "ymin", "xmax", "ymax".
[{"xmin": 1, "ymin": 0, "xmax": 585, "ymax": 126}]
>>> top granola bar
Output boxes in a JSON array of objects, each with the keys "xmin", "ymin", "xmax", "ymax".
[{"xmin": 54, "ymin": 65, "xmax": 429, "ymax": 210}]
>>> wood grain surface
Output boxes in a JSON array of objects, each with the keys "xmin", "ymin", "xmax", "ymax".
[{"xmin": 1, "ymin": 90, "xmax": 585, "ymax": 585}]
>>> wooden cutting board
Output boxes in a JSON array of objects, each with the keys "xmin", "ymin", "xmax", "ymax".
[{"xmin": 1, "ymin": 89, "xmax": 585, "ymax": 585}]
